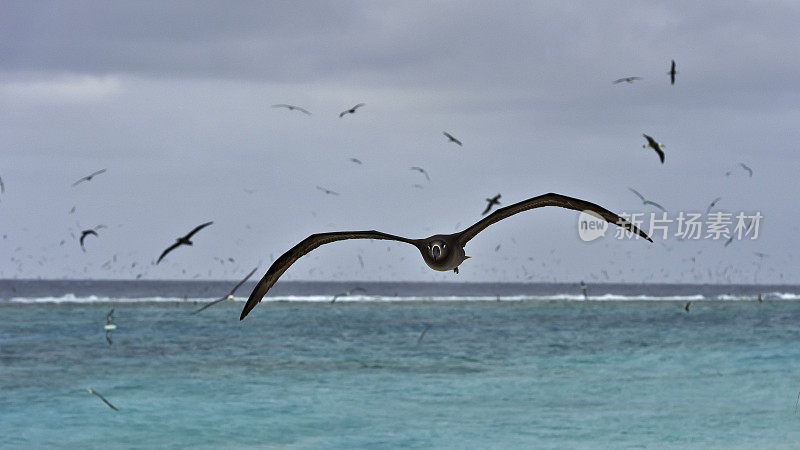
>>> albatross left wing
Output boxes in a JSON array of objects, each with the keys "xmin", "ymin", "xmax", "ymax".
[{"xmin": 456, "ymin": 192, "xmax": 652, "ymax": 247}]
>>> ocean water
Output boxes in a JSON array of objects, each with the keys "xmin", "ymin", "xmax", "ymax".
[{"xmin": 2, "ymin": 280, "xmax": 800, "ymax": 448}]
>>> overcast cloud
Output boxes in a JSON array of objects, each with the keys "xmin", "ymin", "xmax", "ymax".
[{"xmin": 1, "ymin": 1, "xmax": 798, "ymax": 284}]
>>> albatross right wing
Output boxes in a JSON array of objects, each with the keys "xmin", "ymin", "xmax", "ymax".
[{"xmin": 241, "ymin": 231, "xmax": 417, "ymax": 319}]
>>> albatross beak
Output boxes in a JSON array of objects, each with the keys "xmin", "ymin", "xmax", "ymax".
[{"xmin": 432, "ymin": 246, "xmax": 441, "ymax": 260}]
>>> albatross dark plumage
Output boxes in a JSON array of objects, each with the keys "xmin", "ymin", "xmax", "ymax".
[
  {"xmin": 668, "ymin": 60, "xmax": 678, "ymax": 85},
  {"xmin": 442, "ymin": 131, "xmax": 463, "ymax": 146},
  {"xmin": 339, "ymin": 103, "xmax": 365, "ymax": 117},
  {"xmin": 192, "ymin": 266, "xmax": 258, "ymax": 314},
  {"xmin": 86, "ymin": 388, "xmax": 118, "ymax": 411},
  {"xmin": 72, "ymin": 169, "xmax": 107, "ymax": 187},
  {"xmin": 410, "ymin": 166, "xmax": 430, "ymax": 181},
  {"xmin": 642, "ymin": 134, "xmax": 666, "ymax": 163},
  {"xmin": 157, "ymin": 221, "xmax": 213, "ymax": 264},
  {"xmin": 104, "ymin": 308, "xmax": 117, "ymax": 345},
  {"xmin": 613, "ymin": 77, "xmax": 642, "ymax": 84},
  {"xmin": 240, "ymin": 192, "xmax": 652, "ymax": 319},
  {"xmin": 482, "ymin": 194, "xmax": 502, "ymax": 215}
]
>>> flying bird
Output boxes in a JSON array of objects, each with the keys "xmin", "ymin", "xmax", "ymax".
[
  {"xmin": 72, "ymin": 169, "xmax": 107, "ymax": 187},
  {"xmin": 157, "ymin": 221, "xmax": 213, "ymax": 264},
  {"xmin": 104, "ymin": 308, "xmax": 117, "ymax": 345},
  {"xmin": 331, "ymin": 286, "xmax": 366, "ymax": 304},
  {"xmin": 684, "ymin": 301, "xmax": 692, "ymax": 312},
  {"xmin": 642, "ymin": 134, "xmax": 665, "ymax": 163},
  {"xmin": 442, "ymin": 131, "xmax": 462, "ymax": 146},
  {"xmin": 739, "ymin": 163, "xmax": 753, "ymax": 177},
  {"xmin": 316, "ymin": 186, "xmax": 340, "ymax": 196},
  {"xmin": 410, "ymin": 167, "xmax": 430, "ymax": 181},
  {"xmin": 628, "ymin": 188, "xmax": 667, "ymax": 212},
  {"xmin": 0, "ymin": 175, "xmax": 4, "ymax": 194},
  {"xmin": 417, "ymin": 325, "xmax": 432, "ymax": 344},
  {"xmin": 79, "ymin": 229, "xmax": 99, "ymax": 252},
  {"xmin": 193, "ymin": 267, "xmax": 259, "ymax": 314},
  {"xmin": 240, "ymin": 192, "xmax": 652, "ymax": 319},
  {"xmin": 349, "ymin": 158, "xmax": 362, "ymax": 165},
  {"xmin": 668, "ymin": 60, "xmax": 678, "ymax": 85},
  {"xmin": 580, "ymin": 281, "xmax": 589, "ymax": 300},
  {"xmin": 482, "ymin": 194, "xmax": 501, "ymax": 215},
  {"xmin": 271, "ymin": 104, "xmax": 311, "ymax": 115},
  {"xmin": 339, "ymin": 103, "xmax": 365, "ymax": 117},
  {"xmin": 705, "ymin": 197, "xmax": 722, "ymax": 215},
  {"xmin": 613, "ymin": 77, "xmax": 642, "ymax": 84},
  {"xmin": 86, "ymin": 388, "xmax": 118, "ymax": 411}
]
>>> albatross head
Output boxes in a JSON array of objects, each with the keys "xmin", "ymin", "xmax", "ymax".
[{"xmin": 420, "ymin": 235, "xmax": 469, "ymax": 271}]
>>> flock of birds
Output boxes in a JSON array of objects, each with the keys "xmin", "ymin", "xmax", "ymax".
[{"xmin": 0, "ymin": 58, "xmax": 773, "ymax": 411}]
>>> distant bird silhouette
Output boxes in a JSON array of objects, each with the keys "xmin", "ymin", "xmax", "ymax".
[
  {"xmin": 442, "ymin": 131, "xmax": 462, "ymax": 146},
  {"xmin": 668, "ymin": 60, "xmax": 678, "ymax": 85},
  {"xmin": 193, "ymin": 267, "xmax": 259, "ymax": 314},
  {"xmin": 349, "ymin": 158, "xmax": 362, "ymax": 165},
  {"xmin": 157, "ymin": 221, "xmax": 213, "ymax": 264},
  {"xmin": 705, "ymin": 197, "xmax": 722, "ymax": 215},
  {"xmin": 79, "ymin": 229, "xmax": 98, "ymax": 252},
  {"xmin": 758, "ymin": 293, "xmax": 763, "ymax": 303},
  {"xmin": 72, "ymin": 169, "xmax": 107, "ymax": 187},
  {"xmin": 482, "ymin": 194, "xmax": 501, "ymax": 215},
  {"xmin": 104, "ymin": 308, "xmax": 117, "ymax": 345},
  {"xmin": 331, "ymin": 286, "xmax": 366, "ymax": 303},
  {"xmin": 0, "ymin": 175, "xmax": 4, "ymax": 194},
  {"xmin": 580, "ymin": 281, "xmax": 589, "ymax": 300},
  {"xmin": 410, "ymin": 166, "xmax": 430, "ymax": 181},
  {"xmin": 739, "ymin": 163, "xmax": 753, "ymax": 177},
  {"xmin": 642, "ymin": 134, "xmax": 665, "ymax": 163},
  {"xmin": 339, "ymin": 103, "xmax": 365, "ymax": 117},
  {"xmin": 271, "ymin": 104, "xmax": 311, "ymax": 115},
  {"xmin": 240, "ymin": 192, "xmax": 652, "ymax": 319},
  {"xmin": 86, "ymin": 388, "xmax": 118, "ymax": 411},
  {"xmin": 316, "ymin": 186, "xmax": 340, "ymax": 196},
  {"xmin": 684, "ymin": 301, "xmax": 692, "ymax": 312},
  {"xmin": 613, "ymin": 77, "xmax": 642, "ymax": 84},
  {"xmin": 417, "ymin": 324, "xmax": 431, "ymax": 344},
  {"xmin": 628, "ymin": 188, "xmax": 667, "ymax": 212}
]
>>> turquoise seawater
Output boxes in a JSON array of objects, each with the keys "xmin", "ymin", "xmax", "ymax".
[{"xmin": 2, "ymin": 282, "xmax": 800, "ymax": 448}]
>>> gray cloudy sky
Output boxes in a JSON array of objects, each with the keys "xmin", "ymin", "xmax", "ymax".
[{"xmin": 1, "ymin": 1, "xmax": 798, "ymax": 284}]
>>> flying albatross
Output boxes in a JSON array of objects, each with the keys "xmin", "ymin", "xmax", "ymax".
[
  {"xmin": 613, "ymin": 77, "xmax": 642, "ymax": 84},
  {"xmin": 72, "ymin": 169, "xmax": 107, "ymax": 187},
  {"xmin": 240, "ymin": 192, "xmax": 652, "ymax": 319},
  {"xmin": 668, "ymin": 60, "xmax": 678, "ymax": 85},
  {"xmin": 339, "ymin": 103, "xmax": 365, "ymax": 117},
  {"xmin": 104, "ymin": 308, "xmax": 117, "ymax": 345},
  {"xmin": 192, "ymin": 266, "xmax": 258, "ymax": 314},
  {"xmin": 86, "ymin": 388, "xmax": 119, "ymax": 411},
  {"xmin": 483, "ymin": 194, "xmax": 502, "ymax": 215},
  {"xmin": 642, "ymin": 134, "xmax": 665, "ymax": 163},
  {"xmin": 157, "ymin": 221, "xmax": 213, "ymax": 264},
  {"xmin": 410, "ymin": 166, "xmax": 430, "ymax": 181},
  {"xmin": 442, "ymin": 131, "xmax": 463, "ymax": 146},
  {"xmin": 628, "ymin": 188, "xmax": 667, "ymax": 212},
  {"xmin": 705, "ymin": 197, "xmax": 722, "ymax": 215},
  {"xmin": 80, "ymin": 229, "xmax": 99, "ymax": 252},
  {"xmin": 271, "ymin": 104, "xmax": 311, "ymax": 115}
]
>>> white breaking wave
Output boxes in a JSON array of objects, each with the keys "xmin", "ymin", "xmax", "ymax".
[{"xmin": 4, "ymin": 292, "xmax": 799, "ymax": 304}]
